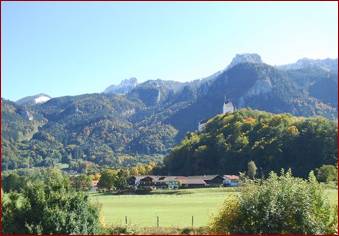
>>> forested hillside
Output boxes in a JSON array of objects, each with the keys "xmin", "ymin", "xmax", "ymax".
[
  {"xmin": 2, "ymin": 95, "xmax": 177, "ymax": 170},
  {"xmin": 161, "ymin": 109, "xmax": 337, "ymax": 177}
]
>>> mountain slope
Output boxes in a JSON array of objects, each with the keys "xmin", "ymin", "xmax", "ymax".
[
  {"xmin": 1, "ymin": 99, "xmax": 45, "ymax": 143},
  {"xmin": 2, "ymin": 94, "xmax": 178, "ymax": 170},
  {"xmin": 3, "ymin": 54, "xmax": 338, "ymax": 170}
]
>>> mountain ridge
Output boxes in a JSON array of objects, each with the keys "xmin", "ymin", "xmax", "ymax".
[
  {"xmin": 12, "ymin": 54, "xmax": 338, "ymax": 102},
  {"xmin": 3, "ymin": 53, "xmax": 338, "ymax": 170}
]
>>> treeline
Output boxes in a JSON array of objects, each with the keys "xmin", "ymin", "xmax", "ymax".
[
  {"xmin": 2, "ymin": 162, "xmax": 157, "ymax": 194},
  {"xmin": 95, "ymin": 161, "xmax": 158, "ymax": 191},
  {"xmin": 161, "ymin": 109, "xmax": 337, "ymax": 178}
]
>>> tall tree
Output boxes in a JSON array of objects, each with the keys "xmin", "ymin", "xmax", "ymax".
[
  {"xmin": 247, "ymin": 161, "xmax": 257, "ymax": 179},
  {"xmin": 97, "ymin": 169, "xmax": 116, "ymax": 191},
  {"xmin": 70, "ymin": 174, "xmax": 92, "ymax": 191}
]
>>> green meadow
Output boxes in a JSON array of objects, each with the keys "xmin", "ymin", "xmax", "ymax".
[{"xmin": 91, "ymin": 187, "xmax": 337, "ymax": 228}]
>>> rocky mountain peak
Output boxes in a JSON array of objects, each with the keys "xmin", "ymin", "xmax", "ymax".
[
  {"xmin": 121, "ymin": 77, "xmax": 138, "ymax": 86},
  {"xmin": 104, "ymin": 77, "xmax": 138, "ymax": 94},
  {"xmin": 227, "ymin": 53, "xmax": 263, "ymax": 69}
]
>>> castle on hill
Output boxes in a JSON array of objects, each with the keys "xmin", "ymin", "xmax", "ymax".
[{"xmin": 198, "ymin": 99, "xmax": 235, "ymax": 131}]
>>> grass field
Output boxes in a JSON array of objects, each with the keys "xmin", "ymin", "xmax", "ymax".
[
  {"xmin": 90, "ymin": 188, "xmax": 238, "ymax": 227},
  {"xmin": 90, "ymin": 187, "xmax": 338, "ymax": 228}
]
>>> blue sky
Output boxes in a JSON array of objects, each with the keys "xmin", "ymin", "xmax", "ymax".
[{"xmin": 2, "ymin": 2, "xmax": 338, "ymax": 101}]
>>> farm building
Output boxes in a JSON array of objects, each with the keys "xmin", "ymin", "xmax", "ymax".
[
  {"xmin": 128, "ymin": 176, "xmax": 156, "ymax": 190},
  {"xmin": 178, "ymin": 177, "xmax": 207, "ymax": 188},
  {"xmin": 155, "ymin": 176, "xmax": 181, "ymax": 189},
  {"xmin": 223, "ymin": 175, "xmax": 240, "ymax": 187},
  {"xmin": 198, "ymin": 175, "xmax": 224, "ymax": 186},
  {"xmin": 128, "ymin": 175, "xmax": 181, "ymax": 189},
  {"xmin": 135, "ymin": 176, "xmax": 156, "ymax": 187},
  {"xmin": 128, "ymin": 174, "xmax": 237, "ymax": 189}
]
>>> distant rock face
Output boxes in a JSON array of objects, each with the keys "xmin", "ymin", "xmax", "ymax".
[
  {"xmin": 16, "ymin": 93, "xmax": 51, "ymax": 106},
  {"xmin": 238, "ymin": 78, "xmax": 273, "ymax": 108},
  {"xmin": 127, "ymin": 79, "xmax": 186, "ymax": 106},
  {"xmin": 245, "ymin": 77, "xmax": 273, "ymax": 97},
  {"xmin": 21, "ymin": 110, "xmax": 34, "ymax": 121},
  {"xmin": 227, "ymin": 53, "xmax": 263, "ymax": 69},
  {"xmin": 104, "ymin": 77, "xmax": 138, "ymax": 94}
]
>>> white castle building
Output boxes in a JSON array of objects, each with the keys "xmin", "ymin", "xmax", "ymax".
[
  {"xmin": 223, "ymin": 100, "xmax": 235, "ymax": 114},
  {"xmin": 198, "ymin": 99, "xmax": 235, "ymax": 131}
]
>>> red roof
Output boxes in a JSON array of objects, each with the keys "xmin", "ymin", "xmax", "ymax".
[{"xmin": 224, "ymin": 175, "xmax": 239, "ymax": 180}]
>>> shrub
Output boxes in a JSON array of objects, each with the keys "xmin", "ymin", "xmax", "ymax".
[
  {"xmin": 210, "ymin": 170, "xmax": 337, "ymax": 234},
  {"xmin": 102, "ymin": 226, "xmax": 136, "ymax": 234},
  {"xmin": 315, "ymin": 164, "xmax": 338, "ymax": 183},
  {"xmin": 2, "ymin": 169, "xmax": 101, "ymax": 234}
]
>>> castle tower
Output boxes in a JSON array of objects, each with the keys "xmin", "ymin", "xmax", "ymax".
[
  {"xmin": 223, "ymin": 98, "xmax": 234, "ymax": 114},
  {"xmin": 198, "ymin": 98, "xmax": 235, "ymax": 131}
]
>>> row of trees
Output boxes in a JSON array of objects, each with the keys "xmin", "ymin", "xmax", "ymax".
[
  {"xmin": 245, "ymin": 161, "xmax": 337, "ymax": 184},
  {"xmin": 2, "ymin": 172, "xmax": 92, "ymax": 193},
  {"xmin": 96, "ymin": 162, "xmax": 157, "ymax": 191},
  {"xmin": 2, "ymin": 161, "xmax": 158, "ymax": 194}
]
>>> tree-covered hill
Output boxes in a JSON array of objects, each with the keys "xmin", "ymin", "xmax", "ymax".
[{"xmin": 161, "ymin": 109, "xmax": 337, "ymax": 177}]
